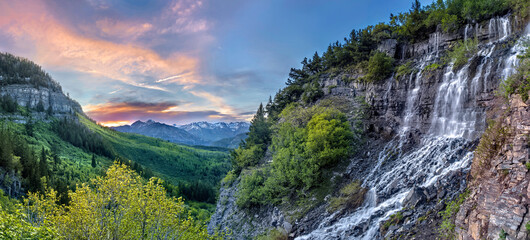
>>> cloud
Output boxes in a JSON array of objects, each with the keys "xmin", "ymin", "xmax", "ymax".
[
  {"xmin": 85, "ymin": 100, "xmax": 178, "ymax": 122},
  {"xmin": 94, "ymin": 18, "xmax": 153, "ymax": 40},
  {"xmin": 85, "ymin": 100, "xmax": 246, "ymax": 125},
  {"xmin": 188, "ymin": 90, "xmax": 236, "ymax": 115},
  {"xmin": 0, "ymin": 0, "xmax": 256, "ymax": 124},
  {"xmin": 0, "ymin": 0, "xmax": 202, "ymax": 92}
]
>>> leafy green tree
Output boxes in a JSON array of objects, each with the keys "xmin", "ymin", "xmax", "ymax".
[
  {"xmin": 0, "ymin": 95, "xmax": 18, "ymax": 113},
  {"xmin": 236, "ymin": 169, "xmax": 268, "ymax": 208},
  {"xmin": 0, "ymin": 205, "xmax": 58, "ymax": 239},
  {"xmin": 236, "ymin": 106, "xmax": 357, "ymax": 207},
  {"xmin": 23, "ymin": 163, "xmax": 224, "ymax": 239},
  {"xmin": 363, "ymin": 51, "xmax": 394, "ymax": 83},
  {"xmin": 25, "ymin": 118, "xmax": 34, "ymax": 136}
]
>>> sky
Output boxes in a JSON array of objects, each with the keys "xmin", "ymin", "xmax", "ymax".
[{"xmin": 0, "ymin": 0, "xmax": 431, "ymax": 126}]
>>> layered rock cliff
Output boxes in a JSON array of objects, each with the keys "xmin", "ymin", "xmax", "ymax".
[
  {"xmin": 455, "ymin": 97, "xmax": 530, "ymax": 240},
  {"xmin": 0, "ymin": 83, "xmax": 82, "ymax": 122}
]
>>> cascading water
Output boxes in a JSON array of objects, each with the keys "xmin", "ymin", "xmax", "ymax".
[
  {"xmin": 296, "ymin": 17, "xmax": 527, "ymax": 240},
  {"xmin": 464, "ymin": 24, "xmax": 472, "ymax": 42},
  {"xmin": 429, "ymin": 43, "xmax": 497, "ymax": 139},
  {"xmin": 489, "ymin": 16, "xmax": 511, "ymax": 42}
]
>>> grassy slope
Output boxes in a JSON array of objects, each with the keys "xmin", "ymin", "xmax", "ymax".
[{"xmin": 78, "ymin": 114, "xmax": 231, "ymax": 187}]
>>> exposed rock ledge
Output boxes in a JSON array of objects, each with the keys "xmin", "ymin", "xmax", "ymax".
[{"xmin": 456, "ymin": 95, "xmax": 530, "ymax": 240}]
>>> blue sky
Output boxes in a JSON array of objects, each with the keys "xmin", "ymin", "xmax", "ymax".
[{"xmin": 0, "ymin": 0, "xmax": 431, "ymax": 126}]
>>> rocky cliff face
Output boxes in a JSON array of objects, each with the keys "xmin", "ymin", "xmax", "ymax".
[
  {"xmin": 0, "ymin": 83, "xmax": 82, "ymax": 120},
  {"xmin": 209, "ymin": 15, "xmax": 530, "ymax": 240},
  {"xmin": 455, "ymin": 96, "xmax": 530, "ymax": 240}
]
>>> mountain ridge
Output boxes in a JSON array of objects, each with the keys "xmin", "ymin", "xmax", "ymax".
[{"xmin": 112, "ymin": 119, "xmax": 249, "ymax": 148}]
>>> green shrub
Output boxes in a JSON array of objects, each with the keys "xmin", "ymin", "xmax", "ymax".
[
  {"xmin": 444, "ymin": 39, "xmax": 478, "ymax": 70},
  {"xmin": 438, "ymin": 190, "xmax": 470, "ymax": 239},
  {"xmin": 475, "ymin": 119, "xmax": 511, "ymax": 173},
  {"xmin": 362, "ymin": 51, "xmax": 394, "ymax": 83},
  {"xmin": 236, "ymin": 169, "xmax": 268, "ymax": 208},
  {"xmin": 499, "ymin": 229, "xmax": 507, "ymax": 239},
  {"xmin": 328, "ymin": 180, "xmax": 367, "ymax": 212},
  {"xmin": 396, "ymin": 61, "xmax": 415, "ymax": 79},
  {"xmin": 232, "ymin": 145, "xmax": 264, "ymax": 170},
  {"xmin": 221, "ymin": 170, "xmax": 237, "ymax": 186},
  {"xmin": 236, "ymin": 105, "xmax": 358, "ymax": 208},
  {"xmin": 270, "ymin": 108, "xmax": 354, "ymax": 190},
  {"xmin": 424, "ymin": 63, "xmax": 442, "ymax": 71},
  {"xmin": 302, "ymin": 78, "xmax": 324, "ymax": 104},
  {"xmin": 256, "ymin": 228, "xmax": 288, "ymax": 240},
  {"xmin": 381, "ymin": 212, "xmax": 404, "ymax": 232},
  {"xmin": 510, "ymin": 0, "xmax": 530, "ymax": 19}
]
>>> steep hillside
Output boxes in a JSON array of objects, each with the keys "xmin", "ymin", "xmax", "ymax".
[
  {"xmin": 0, "ymin": 53, "xmax": 82, "ymax": 120},
  {"xmin": 211, "ymin": 133, "xmax": 248, "ymax": 149},
  {"xmin": 208, "ymin": 1, "xmax": 530, "ymax": 239},
  {"xmin": 80, "ymin": 115, "xmax": 230, "ymax": 203}
]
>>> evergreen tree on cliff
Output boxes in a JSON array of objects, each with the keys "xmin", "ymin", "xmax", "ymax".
[{"xmin": 245, "ymin": 103, "xmax": 271, "ymax": 151}]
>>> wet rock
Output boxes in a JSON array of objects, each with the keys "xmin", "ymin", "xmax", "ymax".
[{"xmin": 404, "ymin": 187, "xmax": 426, "ymax": 208}]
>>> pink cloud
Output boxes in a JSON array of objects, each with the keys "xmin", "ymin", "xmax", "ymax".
[{"xmin": 0, "ymin": 0, "xmax": 202, "ymax": 90}]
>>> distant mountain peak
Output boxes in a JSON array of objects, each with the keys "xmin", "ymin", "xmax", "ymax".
[{"xmin": 112, "ymin": 120, "xmax": 249, "ymax": 148}]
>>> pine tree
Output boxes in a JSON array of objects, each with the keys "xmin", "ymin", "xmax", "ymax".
[
  {"xmin": 39, "ymin": 147, "xmax": 48, "ymax": 178},
  {"xmin": 246, "ymin": 103, "xmax": 271, "ymax": 150},
  {"xmin": 92, "ymin": 154, "xmax": 97, "ymax": 168},
  {"xmin": 0, "ymin": 129, "xmax": 13, "ymax": 169}
]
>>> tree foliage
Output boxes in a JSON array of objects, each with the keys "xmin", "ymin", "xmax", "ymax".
[
  {"xmin": 0, "ymin": 53, "xmax": 62, "ymax": 92},
  {"xmin": 236, "ymin": 106, "xmax": 356, "ymax": 207},
  {"xmin": 52, "ymin": 118, "xmax": 114, "ymax": 158},
  {"xmin": 0, "ymin": 125, "xmax": 44, "ymax": 193},
  {"xmin": 0, "ymin": 95, "xmax": 18, "ymax": 113},
  {"xmin": 22, "ymin": 163, "xmax": 224, "ymax": 240},
  {"xmin": 363, "ymin": 51, "xmax": 395, "ymax": 83}
]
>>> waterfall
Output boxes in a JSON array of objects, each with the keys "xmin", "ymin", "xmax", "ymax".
[
  {"xmin": 295, "ymin": 18, "xmax": 528, "ymax": 240},
  {"xmin": 429, "ymin": 44, "xmax": 496, "ymax": 139},
  {"xmin": 401, "ymin": 69, "xmax": 422, "ymax": 134},
  {"xmin": 489, "ymin": 16, "xmax": 511, "ymax": 42},
  {"xmin": 502, "ymin": 34, "xmax": 530, "ymax": 80},
  {"xmin": 464, "ymin": 24, "xmax": 471, "ymax": 42}
]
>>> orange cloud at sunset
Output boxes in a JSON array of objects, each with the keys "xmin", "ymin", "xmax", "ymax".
[
  {"xmin": 84, "ymin": 100, "xmax": 246, "ymax": 125},
  {"xmin": 0, "ymin": 0, "xmax": 202, "ymax": 91}
]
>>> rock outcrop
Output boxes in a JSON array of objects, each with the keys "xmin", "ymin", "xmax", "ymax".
[
  {"xmin": 0, "ymin": 84, "xmax": 82, "ymax": 121},
  {"xmin": 456, "ymin": 96, "xmax": 530, "ymax": 240}
]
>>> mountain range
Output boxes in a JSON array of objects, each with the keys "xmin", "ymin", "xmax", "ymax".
[{"xmin": 112, "ymin": 120, "xmax": 250, "ymax": 148}]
